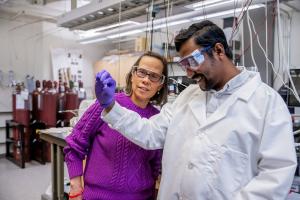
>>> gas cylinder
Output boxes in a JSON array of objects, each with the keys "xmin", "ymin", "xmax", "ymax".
[
  {"xmin": 12, "ymin": 82, "xmax": 30, "ymax": 126},
  {"xmin": 31, "ymin": 80, "xmax": 42, "ymax": 121},
  {"xmin": 56, "ymin": 82, "xmax": 66, "ymax": 127},
  {"xmin": 64, "ymin": 81, "xmax": 78, "ymax": 125},
  {"xmin": 40, "ymin": 81, "xmax": 57, "ymax": 127}
]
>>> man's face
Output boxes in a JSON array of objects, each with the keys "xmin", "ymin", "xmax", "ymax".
[{"xmin": 178, "ymin": 38, "xmax": 222, "ymax": 91}]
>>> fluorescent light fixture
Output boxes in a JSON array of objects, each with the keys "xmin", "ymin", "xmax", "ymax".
[
  {"xmin": 80, "ymin": 37, "xmax": 108, "ymax": 44},
  {"xmin": 92, "ymin": 21, "xmax": 140, "ymax": 32},
  {"xmin": 107, "ymin": 29, "xmax": 143, "ymax": 39},
  {"xmin": 79, "ymin": 1, "xmax": 265, "ymax": 44},
  {"xmin": 192, "ymin": 4, "xmax": 265, "ymax": 20},
  {"xmin": 77, "ymin": 20, "xmax": 141, "ymax": 39},
  {"xmin": 192, "ymin": 0, "xmax": 224, "ymax": 8},
  {"xmin": 149, "ymin": 19, "xmax": 191, "ymax": 30},
  {"xmin": 194, "ymin": 0, "xmax": 235, "ymax": 10}
]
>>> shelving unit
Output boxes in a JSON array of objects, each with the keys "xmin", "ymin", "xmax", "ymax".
[
  {"xmin": 0, "ymin": 112, "xmax": 12, "ymax": 156},
  {"xmin": 5, "ymin": 120, "xmax": 26, "ymax": 168}
]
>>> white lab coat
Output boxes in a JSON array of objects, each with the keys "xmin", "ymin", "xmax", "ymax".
[{"xmin": 103, "ymin": 72, "xmax": 297, "ymax": 200}]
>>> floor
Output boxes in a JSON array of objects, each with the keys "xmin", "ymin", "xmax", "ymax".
[{"xmin": 0, "ymin": 158, "xmax": 51, "ymax": 200}]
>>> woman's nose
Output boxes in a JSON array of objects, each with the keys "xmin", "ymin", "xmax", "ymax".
[{"xmin": 141, "ymin": 75, "xmax": 151, "ymax": 84}]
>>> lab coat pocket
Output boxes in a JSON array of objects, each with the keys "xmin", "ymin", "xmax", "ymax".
[{"xmin": 213, "ymin": 146, "xmax": 248, "ymax": 199}]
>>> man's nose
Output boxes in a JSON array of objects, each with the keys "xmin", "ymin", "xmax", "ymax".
[{"xmin": 186, "ymin": 68, "xmax": 195, "ymax": 78}]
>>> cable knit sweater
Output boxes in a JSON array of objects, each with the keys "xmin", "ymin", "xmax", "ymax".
[{"xmin": 64, "ymin": 93, "xmax": 162, "ymax": 200}]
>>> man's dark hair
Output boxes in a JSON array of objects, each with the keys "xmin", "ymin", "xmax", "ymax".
[
  {"xmin": 174, "ymin": 20, "xmax": 233, "ymax": 60},
  {"xmin": 125, "ymin": 51, "xmax": 168, "ymax": 105}
]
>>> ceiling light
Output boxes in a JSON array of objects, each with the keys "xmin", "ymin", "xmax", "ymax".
[
  {"xmin": 97, "ymin": 11, "xmax": 104, "ymax": 15},
  {"xmin": 192, "ymin": 0, "xmax": 224, "ymax": 8},
  {"xmin": 107, "ymin": 8, "xmax": 114, "ymax": 12},
  {"xmin": 192, "ymin": 4, "xmax": 265, "ymax": 20},
  {"xmin": 194, "ymin": 0, "xmax": 235, "ymax": 10},
  {"xmin": 150, "ymin": 19, "xmax": 191, "ymax": 30},
  {"xmin": 79, "ymin": 1, "xmax": 266, "ymax": 44},
  {"xmin": 92, "ymin": 21, "xmax": 140, "ymax": 32},
  {"xmin": 107, "ymin": 29, "xmax": 143, "ymax": 39},
  {"xmin": 80, "ymin": 37, "xmax": 108, "ymax": 44}
]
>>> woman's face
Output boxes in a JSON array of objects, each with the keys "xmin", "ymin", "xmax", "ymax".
[{"xmin": 130, "ymin": 56, "xmax": 164, "ymax": 105}]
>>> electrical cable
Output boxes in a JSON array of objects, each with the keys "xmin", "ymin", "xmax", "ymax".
[
  {"xmin": 265, "ymin": 0, "xmax": 269, "ymax": 85},
  {"xmin": 247, "ymin": 6, "xmax": 300, "ymax": 103},
  {"xmin": 145, "ymin": 0, "xmax": 151, "ymax": 51},
  {"xmin": 246, "ymin": 8, "xmax": 258, "ymax": 71},
  {"xmin": 276, "ymin": 0, "xmax": 300, "ymax": 103},
  {"xmin": 150, "ymin": 0, "xmax": 155, "ymax": 52},
  {"xmin": 230, "ymin": 0, "xmax": 252, "ymax": 42}
]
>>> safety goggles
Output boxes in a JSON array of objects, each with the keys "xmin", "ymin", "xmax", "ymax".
[
  {"xmin": 133, "ymin": 66, "xmax": 165, "ymax": 84},
  {"xmin": 178, "ymin": 46, "xmax": 211, "ymax": 71}
]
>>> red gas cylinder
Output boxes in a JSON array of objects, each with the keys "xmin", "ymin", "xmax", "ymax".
[
  {"xmin": 12, "ymin": 83, "xmax": 30, "ymax": 126},
  {"xmin": 64, "ymin": 81, "xmax": 78, "ymax": 125},
  {"xmin": 40, "ymin": 81, "xmax": 58, "ymax": 127},
  {"xmin": 53, "ymin": 81, "xmax": 58, "ymax": 93},
  {"xmin": 38, "ymin": 80, "xmax": 47, "ymax": 120},
  {"xmin": 31, "ymin": 80, "xmax": 42, "ymax": 121},
  {"xmin": 56, "ymin": 82, "xmax": 66, "ymax": 127}
]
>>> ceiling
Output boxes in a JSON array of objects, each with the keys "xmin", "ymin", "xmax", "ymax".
[
  {"xmin": 0, "ymin": 0, "xmax": 299, "ymax": 28},
  {"xmin": 0, "ymin": 0, "xmax": 91, "ymax": 23}
]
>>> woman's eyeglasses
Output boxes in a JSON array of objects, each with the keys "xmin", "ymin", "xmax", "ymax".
[{"xmin": 133, "ymin": 67, "xmax": 165, "ymax": 83}]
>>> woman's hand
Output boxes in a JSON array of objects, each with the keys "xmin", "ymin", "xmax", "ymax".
[
  {"xmin": 95, "ymin": 70, "xmax": 116, "ymax": 108},
  {"xmin": 69, "ymin": 176, "xmax": 83, "ymax": 200}
]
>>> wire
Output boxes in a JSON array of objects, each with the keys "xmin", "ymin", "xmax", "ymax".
[
  {"xmin": 246, "ymin": 8, "xmax": 258, "ymax": 71},
  {"xmin": 145, "ymin": 0, "xmax": 151, "ymax": 51},
  {"xmin": 247, "ymin": 5, "xmax": 300, "ymax": 104},
  {"xmin": 265, "ymin": 0, "xmax": 269, "ymax": 85},
  {"xmin": 230, "ymin": 0, "xmax": 252, "ymax": 42},
  {"xmin": 276, "ymin": 0, "xmax": 300, "ymax": 104}
]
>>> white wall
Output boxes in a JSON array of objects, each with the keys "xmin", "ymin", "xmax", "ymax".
[
  {"xmin": 41, "ymin": 22, "xmax": 113, "ymax": 98},
  {"xmin": 0, "ymin": 19, "xmax": 113, "ymax": 98}
]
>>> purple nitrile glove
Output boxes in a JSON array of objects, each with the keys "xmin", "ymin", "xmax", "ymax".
[{"xmin": 95, "ymin": 70, "xmax": 116, "ymax": 108}]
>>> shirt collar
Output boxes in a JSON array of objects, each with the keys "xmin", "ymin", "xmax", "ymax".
[{"xmin": 209, "ymin": 66, "xmax": 250, "ymax": 96}]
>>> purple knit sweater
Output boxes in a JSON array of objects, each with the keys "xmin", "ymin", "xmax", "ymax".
[{"xmin": 64, "ymin": 93, "xmax": 162, "ymax": 200}]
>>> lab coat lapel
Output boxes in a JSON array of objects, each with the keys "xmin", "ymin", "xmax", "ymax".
[
  {"xmin": 201, "ymin": 94, "xmax": 238, "ymax": 129},
  {"xmin": 200, "ymin": 72, "xmax": 262, "ymax": 129},
  {"xmin": 188, "ymin": 91, "xmax": 207, "ymax": 126}
]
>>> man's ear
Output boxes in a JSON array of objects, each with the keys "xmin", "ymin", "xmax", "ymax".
[{"xmin": 214, "ymin": 43, "xmax": 225, "ymax": 56}]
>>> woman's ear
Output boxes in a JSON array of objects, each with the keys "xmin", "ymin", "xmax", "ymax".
[{"xmin": 157, "ymin": 84, "xmax": 163, "ymax": 92}]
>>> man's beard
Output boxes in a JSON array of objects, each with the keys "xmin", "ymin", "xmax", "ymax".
[{"xmin": 191, "ymin": 73, "xmax": 213, "ymax": 91}]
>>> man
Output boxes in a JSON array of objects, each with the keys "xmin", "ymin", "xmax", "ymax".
[{"xmin": 95, "ymin": 20, "xmax": 296, "ymax": 200}]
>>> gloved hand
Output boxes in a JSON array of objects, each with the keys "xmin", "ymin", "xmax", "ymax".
[{"xmin": 95, "ymin": 70, "xmax": 116, "ymax": 108}]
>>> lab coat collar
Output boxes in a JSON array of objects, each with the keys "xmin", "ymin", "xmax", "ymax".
[
  {"xmin": 234, "ymin": 71, "xmax": 262, "ymax": 102},
  {"xmin": 188, "ymin": 71, "xmax": 262, "ymax": 129}
]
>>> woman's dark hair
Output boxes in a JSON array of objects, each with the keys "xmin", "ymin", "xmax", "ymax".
[
  {"xmin": 174, "ymin": 20, "xmax": 233, "ymax": 60},
  {"xmin": 124, "ymin": 51, "xmax": 168, "ymax": 105}
]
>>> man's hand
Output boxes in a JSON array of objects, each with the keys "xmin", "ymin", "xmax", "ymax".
[{"xmin": 95, "ymin": 70, "xmax": 116, "ymax": 108}]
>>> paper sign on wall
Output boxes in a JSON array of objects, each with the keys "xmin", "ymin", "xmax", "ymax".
[{"xmin": 51, "ymin": 48, "xmax": 83, "ymax": 84}]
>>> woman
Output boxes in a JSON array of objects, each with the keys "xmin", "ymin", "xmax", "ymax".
[{"xmin": 64, "ymin": 51, "xmax": 168, "ymax": 200}]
